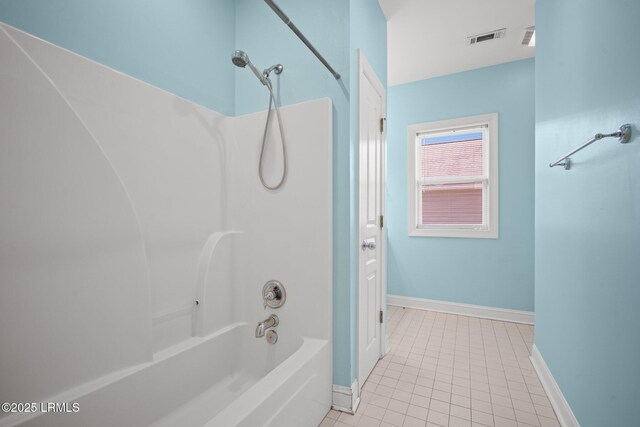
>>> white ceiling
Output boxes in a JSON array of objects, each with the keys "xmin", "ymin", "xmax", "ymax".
[{"xmin": 379, "ymin": 0, "xmax": 536, "ymax": 86}]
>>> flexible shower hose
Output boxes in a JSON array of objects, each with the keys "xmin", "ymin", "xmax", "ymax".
[{"xmin": 259, "ymin": 81, "xmax": 287, "ymax": 190}]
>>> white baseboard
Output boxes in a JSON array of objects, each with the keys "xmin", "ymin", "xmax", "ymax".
[
  {"xmin": 384, "ymin": 333, "xmax": 390, "ymax": 356},
  {"xmin": 530, "ymin": 345, "xmax": 580, "ymax": 427},
  {"xmin": 387, "ymin": 295, "xmax": 534, "ymax": 325},
  {"xmin": 332, "ymin": 378, "xmax": 360, "ymax": 414}
]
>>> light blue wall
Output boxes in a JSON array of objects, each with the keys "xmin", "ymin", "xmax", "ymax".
[
  {"xmin": 0, "ymin": 0, "xmax": 236, "ymax": 115},
  {"xmin": 387, "ymin": 59, "xmax": 535, "ymax": 311},
  {"xmin": 535, "ymin": 1, "xmax": 640, "ymax": 425},
  {"xmin": 349, "ymin": 0, "xmax": 387, "ymax": 87}
]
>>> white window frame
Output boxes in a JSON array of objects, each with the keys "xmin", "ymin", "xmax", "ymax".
[{"xmin": 407, "ymin": 113, "xmax": 498, "ymax": 239}]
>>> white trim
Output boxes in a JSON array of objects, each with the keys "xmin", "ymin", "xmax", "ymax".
[
  {"xmin": 331, "ymin": 379, "xmax": 360, "ymax": 414},
  {"xmin": 387, "ymin": 295, "xmax": 533, "ymax": 324},
  {"xmin": 408, "ymin": 113, "xmax": 499, "ymax": 239},
  {"xmin": 530, "ymin": 345, "xmax": 580, "ymax": 427},
  {"xmin": 418, "ymin": 175, "xmax": 486, "ymax": 185},
  {"xmin": 384, "ymin": 333, "xmax": 390, "ymax": 355}
]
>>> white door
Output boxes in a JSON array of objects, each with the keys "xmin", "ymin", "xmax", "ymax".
[{"xmin": 357, "ymin": 51, "xmax": 386, "ymax": 388}]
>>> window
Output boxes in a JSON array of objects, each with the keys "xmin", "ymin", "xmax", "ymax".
[{"xmin": 408, "ymin": 113, "xmax": 498, "ymax": 238}]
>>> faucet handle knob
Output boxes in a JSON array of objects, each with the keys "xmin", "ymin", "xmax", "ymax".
[
  {"xmin": 263, "ymin": 290, "xmax": 277, "ymax": 308},
  {"xmin": 262, "ymin": 280, "xmax": 286, "ymax": 309}
]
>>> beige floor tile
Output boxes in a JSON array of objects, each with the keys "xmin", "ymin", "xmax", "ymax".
[
  {"xmin": 327, "ymin": 410, "xmax": 342, "ymax": 419},
  {"xmin": 398, "ymin": 380, "xmax": 417, "ymax": 393},
  {"xmin": 364, "ymin": 403, "xmax": 387, "ymax": 420},
  {"xmin": 471, "ymin": 399, "xmax": 492, "ymax": 415},
  {"xmin": 383, "ymin": 409, "xmax": 406, "ymax": 426},
  {"xmin": 492, "ymin": 404, "xmax": 515, "ymax": 420},
  {"xmin": 533, "ymin": 405, "xmax": 555, "ymax": 419},
  {"xmin": 407, "ymin": 404, "xmax": 429, "ymax": 420},
  {"xmin": 432, "ymin": 389, "xmax": 452, "ymax": 403},
  {"xmin": 403, "ymin": 415, "xmax": 427, "ymax": 427},
  {"xmin": 493, "ymin": 416, "xmax": 517, "ymax": 427},
  {"xmin": 381, "ymin": 377, "xmax": 399, "ymax": 388},
  {"xmin": 430, "ymin": 399, "xmax": 451, "ymax": 415},
  {"xmin": 450, "ymin": 404, "xmax": 471, "ymax": 420},
  {"xmin": 490, "ymin": 394, "xmax": 512, "ymax": 408},
  {"xmin": 377, "ymin": 384, "xmax": 396, "ymax": 398},
  {"xmin": 410, "ymin": 394, "xmax": 431, "ymax": 409},
  {"xmin": 451, "ymin": 394, "xmax": 471, "ymax": 409},
  {"xmin": 413, "ymin": 385, "xmax": 432, "ymax": 397},
  {"xmin": 514, "ymin": 410, "xmax": 539, "ymax": 426},
  {"xmin": 388, "ymin": 399, "xmax": 410, "ymax": 415},
  {"xmin": 529, "ymin": 395, "xmax": 551, "ymax": 408},
  {"xmin": 511, "ymin": 399, "xmax": 535, "ymax": 414},
  {"xmin": 471, "ymin": 409, "xmax": 494, "ymax": 426},
  {"xmin": 357, "ymin": 415, "xmax": 382, "ymax": 427},
  {"xmin": 338, "ymin": 412, "xmax": 362, "ymax": 426},
  {"xmin": 319, "ymin": 308, "xmax": 560, "ymax": 427},
  {"xmin": 393, "ymin": 389, "xmax": 413, "ymax": 403},
  {"xmin": 449, "ymin": 416, "xmax": 472, "ymax": 427},
  {"xmin": 320, "ymin": 417, "xmax": 337, "ymax": 427},
  {"xmin": 537, "ymin": 416, "xmax": 560, "ymax": 427},
  {"xmin": 427, "ymin": 409, "xmax": 449, "ymax": 426}
]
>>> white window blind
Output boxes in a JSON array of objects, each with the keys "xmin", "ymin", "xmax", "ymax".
[
  {"xmin": 417, "ymin": 127, "xmax": 487, "ymax": 228},
  {"xmin": 407, "ymin": 113, "xmax": 498, "ymax": 239}
]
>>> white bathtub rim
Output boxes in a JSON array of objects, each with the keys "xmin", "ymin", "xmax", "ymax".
[
  {"xmin": 152, "ymin": 321, "xmax": 246, "ymax": 361},
  {"xmin": 203, "ymin": 336, "xmax": 328, "ymax": 427},
  {"xmin": 262, "ymin": 375, "xmax": 318, "ymax": 427},
  {"xmin": 0, "ymin": 322, "xmax": 247, "ymax": 427}
]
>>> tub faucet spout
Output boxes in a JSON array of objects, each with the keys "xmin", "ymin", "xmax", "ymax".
[{"xmin": 255, "ymin": 314, "xmax": 279, "ymax": 338}]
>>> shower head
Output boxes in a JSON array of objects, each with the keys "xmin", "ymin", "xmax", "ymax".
[
  {"xmin": 231, "ymin": 50, "xmax": 267, "ymax": 86},
  {"xmin": 231, "ymin": 50, "xmax": 249, "ymax": 68}
]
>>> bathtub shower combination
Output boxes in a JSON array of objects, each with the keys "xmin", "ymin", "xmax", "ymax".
[{"xmin": 0, "ymin": 23, "xmax": 332, "ymax": 427}]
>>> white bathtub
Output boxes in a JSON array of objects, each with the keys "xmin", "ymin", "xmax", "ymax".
[
  {"xmin": 1, "ymin": 25, "xmax": 333, "ymax": 427},
  {"xmin": 4, "ymin": 323, "xmax": 330, "ymax": 427}
]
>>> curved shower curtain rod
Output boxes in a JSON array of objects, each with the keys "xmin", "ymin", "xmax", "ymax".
[{"xmin": 263, "ymin": 0, "xmax": 341, "ymax": 80}]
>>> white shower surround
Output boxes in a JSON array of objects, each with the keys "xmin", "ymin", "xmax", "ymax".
[{"xmin": 0, "ymin": 24, "xmax": 332, "ymax": 427}]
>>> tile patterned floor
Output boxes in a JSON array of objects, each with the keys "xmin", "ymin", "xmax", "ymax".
[{"xmin": 320, "ymin": 306, "xmax": 560, "ymax": 427}]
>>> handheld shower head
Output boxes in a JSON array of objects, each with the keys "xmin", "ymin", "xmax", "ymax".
[
  {"xmin": 231, "ymin": 50, "xmax": 249, "ymax": 68},
  {"xmin": 231, "ymin": 50, "xmax": 288, "ymax": 191},
  {"xmin": 231, "ymin": 50, "xmax": 267, "ymax": 86}
]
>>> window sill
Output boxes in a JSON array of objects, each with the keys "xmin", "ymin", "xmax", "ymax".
[{"xmin": 409, "ymin": 227, "xmax": 498, "ymax": 239}]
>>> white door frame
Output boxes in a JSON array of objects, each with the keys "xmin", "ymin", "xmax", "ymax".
[{"xmin": 356, "ymin": 49, "xmax": 387, "ymax": 392}]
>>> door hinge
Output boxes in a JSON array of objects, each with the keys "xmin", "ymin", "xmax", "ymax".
[
  {"xmin": 379, "ymin": 310, "xmax": 384, "ymax": 323},
  {"xmin": 380, "ymin": 117, "xmax": 386, "ymax": 133},
  {"xmin": 379, "ymin": 215, "xmax": 384, "ymax": 228}
]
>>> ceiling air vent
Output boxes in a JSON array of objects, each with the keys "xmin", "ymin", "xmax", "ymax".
[
  {"xmin": 467, "ymin": 28, "xmax": 506, "ymax": 46},
  {"xmin": 522, "ymin": 26, "xmax": 535, "ymax": 46}
]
